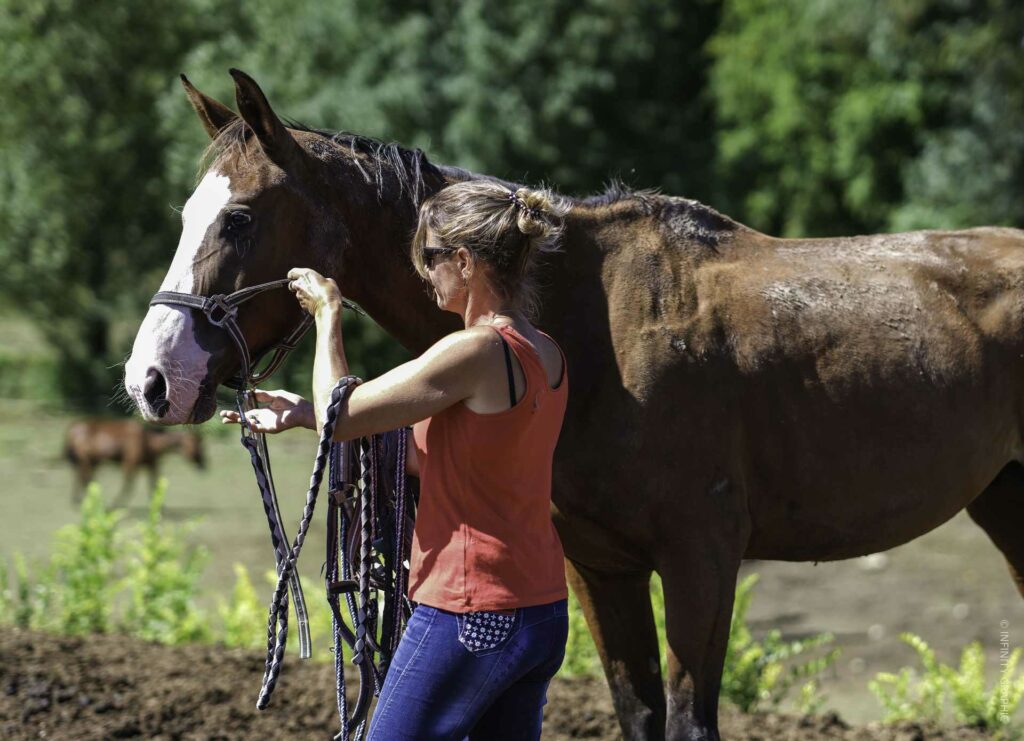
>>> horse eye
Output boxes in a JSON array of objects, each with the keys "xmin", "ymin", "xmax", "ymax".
[{"xmin": 228, "ymin": 211, "xmax": 252, "ymax": 228}]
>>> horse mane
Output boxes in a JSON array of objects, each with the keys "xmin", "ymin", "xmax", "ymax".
[
  {"xmin": 200, "ymin": 118, "xmax": 439, "ymax": 206},
  {"xmin": 201, "ymin": 122, "xmax": 739, "ymax": 247},
  {"xmin": 577, "ymin": 179, "xmax": 741, "ymax": 248},
  {"xmin": 578, "ymin": 179, "xmax": 662, "ymax": 213}
]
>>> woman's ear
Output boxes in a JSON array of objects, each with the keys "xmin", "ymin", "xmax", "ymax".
[{"xmin": 457, "ymin": 246, "xmax": 474, "ymax": 276}]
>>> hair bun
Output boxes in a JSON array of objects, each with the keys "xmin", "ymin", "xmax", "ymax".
[{"xmin": 513, "ymin": 187, "xmax": 559, "ymax": 239}]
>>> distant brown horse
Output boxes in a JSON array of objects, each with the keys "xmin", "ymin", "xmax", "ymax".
[
  {"xmin": 64, "ymin": 419, "xmax": 205, "ymax": 504},
  {"xmin": 124, "ymin": 70, "xmax": 1024, "ymax": 740}
]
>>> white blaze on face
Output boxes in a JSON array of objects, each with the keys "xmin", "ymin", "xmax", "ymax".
[
  {"xmin": 159, "ymin": 172, "xmax": 233, "ymax": 291},
  {"xmin": 125, "ymin": 171, "xmax": 233, "ymax": 423}
]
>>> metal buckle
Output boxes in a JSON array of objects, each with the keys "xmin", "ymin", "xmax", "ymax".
[
  {"xmin": 330, "ymin": 482, "xmax": 356, "ymax": 505},
  {"xmin": 205, "ymin": 295, "xmax": 237, "ymax": 327},
  {"xmin": 235, "ymin": 389, "xmax": 257, "ymax": 439}
]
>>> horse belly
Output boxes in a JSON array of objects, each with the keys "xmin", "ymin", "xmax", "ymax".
[{"xmin": 741, "ymin": 372, "xmax": 1020, "ymax": 561}]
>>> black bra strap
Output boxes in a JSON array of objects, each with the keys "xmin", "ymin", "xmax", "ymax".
[{"xmin": 500, "ymin": 337, "xmax": 517, "ymax": 408}]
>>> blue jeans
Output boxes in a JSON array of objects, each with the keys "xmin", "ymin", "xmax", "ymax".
[{"xmin": 366, "ymin": 598, "xmax": 569, "ymax": 740}]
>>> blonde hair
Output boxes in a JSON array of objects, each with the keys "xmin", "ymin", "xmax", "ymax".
[{"xmin": 411, "ymin": 181, "xmax": 570, "ymax": 321}]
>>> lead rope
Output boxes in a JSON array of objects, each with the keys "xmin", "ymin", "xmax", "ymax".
[
  {"xmin": 326, "ymin": 421, "xmax": 414, "ymax": 739},
  {"xmin": 249, "ymin": 374, "xmax": 415, "ymax": 740},
  {"xmin": 256, "ymin": 376, "xmax": 359, "ymax": 708},
  {"xmin": 236, "ymin": 389, "xmax": 313, "ymax": 659}
]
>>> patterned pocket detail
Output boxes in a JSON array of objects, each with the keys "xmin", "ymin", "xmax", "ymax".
[{"xmin": 458, "ymin": 611, "xmax": 517, "ymax": 653}]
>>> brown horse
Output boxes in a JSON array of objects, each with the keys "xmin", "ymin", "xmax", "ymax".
[
  {"xmin": 64, "ymin": 418, "xmax": 205, "ymax": 504},
  {"xmin": 124, "ymin": 70, "xmax": 1024, "ymax": 740}
]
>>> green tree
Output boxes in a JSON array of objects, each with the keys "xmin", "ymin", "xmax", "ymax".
[
  {"xmin": 709, "ymin": 0, "xmax": 1024, "ymax": 237},
  {"xmin": 167, "ymin": 0, "xmax": 721, "ymax": 198},
  {"xmin": 0, "ymin": 0, "xmax": 233, "ymax": 406}
]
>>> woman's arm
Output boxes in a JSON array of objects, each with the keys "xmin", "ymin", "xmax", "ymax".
[
  {"xmin": 286, "ymin": 266, "xmax": 489, "ymax": 444},
  {"xmin": 312, "ymin": 300, "xmax": 489, "ymax": 443}
]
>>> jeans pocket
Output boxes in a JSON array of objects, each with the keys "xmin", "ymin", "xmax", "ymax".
[{"xmin": 456, "ymin": 610, "xmax": 519, "ymax": 656}]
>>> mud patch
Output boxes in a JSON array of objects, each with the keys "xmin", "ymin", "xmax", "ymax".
[{"xmin": 0, "ymin": 628, "xmax": 994, "ymax": 739}]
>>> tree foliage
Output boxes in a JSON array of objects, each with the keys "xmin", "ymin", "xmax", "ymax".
[
  {"xmin": 1, "ymin": 0, "xmax": 1021, "ymax": 405},
  {"xmin": 0, "ymin": 0, "xmax": 230, "ymax": 404},
  {"xmin": 710, "ymin": 0, "xmax": 1024, "ymax": 236}
]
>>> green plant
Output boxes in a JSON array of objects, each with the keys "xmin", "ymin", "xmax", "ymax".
[
  {"xmin": 871, "ymin": 632, "xmax": 1024, "ymax": 737},
  {"xmin": 0, "ymin": 558, "xmax": 9, "ymax": 621},
  {"xmin": 796, "ymin": 679, "xmax": 827, "ymax": 716},
  {"xmin": 28, "ymin": 561, "xmax": 59, "ymax": 633},
  {"xmin": 721, "ymin": 573, "xmax": 839, "ymax": 713},
  {"xmin": 218, "ymin": 563, "xmax": 266, "ymax": 650},
  {"xmin": 3, "ymin": 552, "xmax": 58, "ymax": 631},
  {"xmin": 9, "ymin": 552, "xmax": 35, "ymax": 626},
  {"xmin": 11, "ymin": 552, "xmax": 32, "ymax": 628},
  {"xmin": 562, "ymin": 583, "xmax": 601, "ymax": 676},
  {"xmin": 944, "ymin": 640, "xmax": 1024, "ymax": 733},
  {"xmin": 50, "ymin": 484, "xmax": 122, "ymax": 634},
  {"xmin": 119, "ymin": 479, "xmax": 210, "ymax": 644}
]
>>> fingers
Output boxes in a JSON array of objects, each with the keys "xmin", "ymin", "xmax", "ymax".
[
  {"xmin": 287, "ymin": 268, "xmax": 307, "ymax": 296},
  {"xmin": 219, "ymin": 408, "xmax": 266, "ymax": 431}
]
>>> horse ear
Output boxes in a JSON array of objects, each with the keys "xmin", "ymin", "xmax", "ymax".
[
  {"xmin": 229, "ymin": 68, "xmax": 304, "ymax": 170},
  {"xmin": 180, "ymin": 74, "xmax": 237, "ymax": 139}
]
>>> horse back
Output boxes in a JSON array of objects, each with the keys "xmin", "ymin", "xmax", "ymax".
[{"xmin": 64, "ymin": 418, "xmax": 148, "ymax": 465}]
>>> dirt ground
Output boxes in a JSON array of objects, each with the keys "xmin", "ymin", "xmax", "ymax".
[{"xmin": 0, "ymin": 628, "xmax": 996, "ymax": 740}]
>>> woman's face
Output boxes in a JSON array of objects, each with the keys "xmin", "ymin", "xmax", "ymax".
[{"xmin": 423, "ymin": 226, "xmax": 467, "ymax": 312}]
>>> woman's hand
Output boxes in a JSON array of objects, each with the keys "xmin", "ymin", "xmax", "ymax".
[
  {"xmin": 219, "ymin": 388, "xmax": 315, "ymax": 433},
  {"xmin": 287, "ymin": 267, "xmax": 343, "ymax": 317}
]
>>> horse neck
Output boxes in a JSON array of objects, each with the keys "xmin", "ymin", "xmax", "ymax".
[{"xmin": 321, "ymin": 163, "xmax": 496, "ymax": 355}]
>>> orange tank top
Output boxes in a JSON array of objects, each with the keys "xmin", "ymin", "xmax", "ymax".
[{"xmin": 408, "ymin": 324, "xmax": 569, "ymax": 611}]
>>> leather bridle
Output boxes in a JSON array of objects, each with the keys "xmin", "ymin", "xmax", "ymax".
[{"xmin": 150, "ymin": 278, "xmax": 364, "ymax": 390}]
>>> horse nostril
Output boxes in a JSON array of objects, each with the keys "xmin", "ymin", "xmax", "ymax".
[{"xmin": 143, "ymin": 368, "xmax": 170, "ymax": 418}]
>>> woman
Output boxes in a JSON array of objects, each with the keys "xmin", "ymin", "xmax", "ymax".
[{"xmin": 220, "ymin": 180, "xmax": 571, "ymax": 740}]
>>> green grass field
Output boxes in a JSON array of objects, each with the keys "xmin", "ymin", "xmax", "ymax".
[{"xmin": 1, "ymin": 400, "xmax": 341, "ymax": 608}]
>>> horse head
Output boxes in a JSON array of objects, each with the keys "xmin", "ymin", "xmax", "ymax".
[{"xmin": 125, "ymin": 70, "xmax": 378, "ymax": 424}]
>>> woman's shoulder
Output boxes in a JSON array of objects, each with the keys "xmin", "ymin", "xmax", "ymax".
[
  {"xmin": 424, "ymin": 326, "xmax": 496, "ymax": 357},
  {"xmin": 416, "ymin": 328, "xmax": 501, "ymax": 388}
]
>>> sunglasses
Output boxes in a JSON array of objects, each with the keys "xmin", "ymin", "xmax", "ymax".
[{"xmin": 422, "ymin": 246, "xmax": 456, "ymax": 269}]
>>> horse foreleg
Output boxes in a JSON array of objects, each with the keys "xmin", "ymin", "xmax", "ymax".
[
  {"xmin": 73, "ymin": 461, "xmax": 93, "ymax": 504},
  {"xmin": 565, "ymin": 557, "xmax": 666, "ymax": 741},
  {"xmin": 147, "ymin": 461, "xmax": 159, "ymax": 496},
  {"xmin": 115, "ymin": 462, "xmax": 137, "ymax": 507},
  {"xmin": 658, "ymin": 532, "xmax": 747, "ymax": 741},
  {"xmin": 968, "ymin": 461, "xmax": 1024, "ymax": 598}
]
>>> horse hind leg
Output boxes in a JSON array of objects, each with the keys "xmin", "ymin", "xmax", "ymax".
[{"xmin": 967, "ymin": 461, "xmax": 1024, "ymax": 598}]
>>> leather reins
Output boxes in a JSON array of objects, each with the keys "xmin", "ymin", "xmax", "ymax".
[{"xmin": 150, "ymin": 281, "xmax": 414, "ymax": 740}]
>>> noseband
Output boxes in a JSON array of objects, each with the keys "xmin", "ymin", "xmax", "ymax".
[{"xmin": 150, "ymin": 279, "xmax": 364, "ymax": 389}]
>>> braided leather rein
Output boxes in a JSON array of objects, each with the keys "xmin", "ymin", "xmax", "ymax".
[
  {"xmin": 255, "ymin": 376, "xmax": 415, "ymax": 740},
  {"xmin": 149, "ymin": 283, "xmax": 414, "ymax": 740}
]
